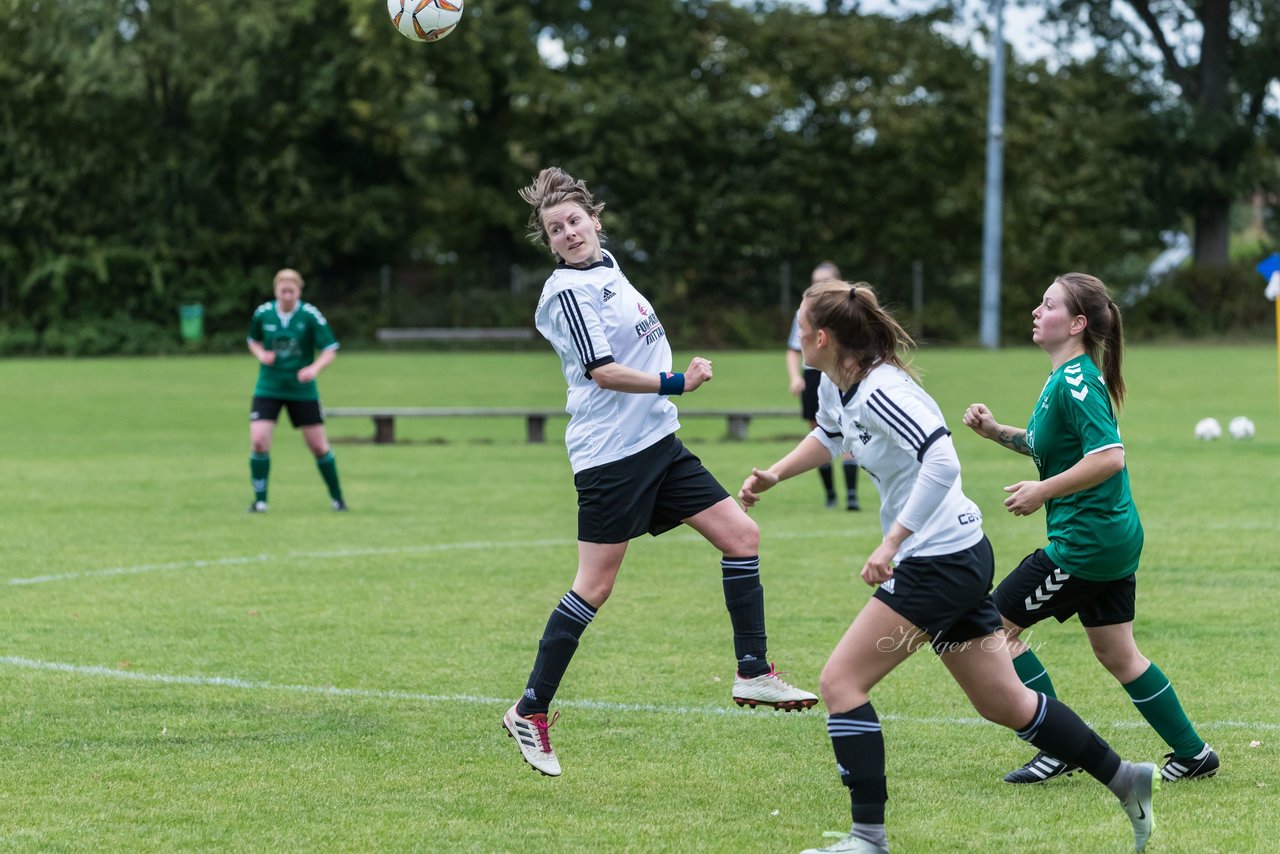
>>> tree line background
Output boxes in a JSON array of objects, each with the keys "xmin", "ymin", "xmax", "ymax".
[{"xmin": 1, "ymin": 0, "xmax": 1277, "ymax": 355}]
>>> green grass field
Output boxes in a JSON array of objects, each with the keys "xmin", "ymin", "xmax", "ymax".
[{"xmin": 1, "ymin": 346, "xmax": 1277, "ymax": 852}]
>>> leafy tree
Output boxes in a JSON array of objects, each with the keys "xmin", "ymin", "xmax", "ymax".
[
  {"xmin": 0, "ymin": 0, "xmax": 1226, "ymax": 351},
  {"xmin": 1033, "ymin": 0, "xmax": 1280, "ymax": 268}
]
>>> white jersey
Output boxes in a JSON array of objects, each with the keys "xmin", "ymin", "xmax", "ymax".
[
  {"xmin": 534, "ymin": 250, "xmax": 680, "ymax": 473},
  {"xmin": 812, "ymin": 362, "xmax": 984, "ymax": 561},
  {"xmin": 786, "ymin": 311, "xmax": 802, "ymax": 352}
]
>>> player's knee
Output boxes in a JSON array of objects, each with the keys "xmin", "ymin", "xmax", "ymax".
[
  {"xmin": 722, "ymin": 515, "xmax": 759, "ymax": 556},
  {"xmin": 977, "ymin": 695, "xmax": 1021, "ymax": 728},
  {"xmin": 1088, "ymin": 635, "xmax": 1139, "ymax": 674},
  {"xmin": 574, "ymin": 577, "xmax": 615, "ymax": 607},
  {"xmin": 818, "ymin": 664, "xmax": 865, "ymax": 710},
  {"xmin": 975, "ymin": 684, "xmax": 1035, "ymax": 728},
  {"xmin": 1093, "ymin": 647, "xmax": 1145, "ymax": 681}
]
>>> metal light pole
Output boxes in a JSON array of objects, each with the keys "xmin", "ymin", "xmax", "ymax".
[{"xmin": 980, "ymin": 0, "xmax": 1006, "ymax": 350}]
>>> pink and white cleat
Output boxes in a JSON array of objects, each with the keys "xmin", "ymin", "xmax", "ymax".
[
  {"xmin": 502, "ymin": 703, "xmax": 562, "ymax": 776},
  {"xmin": 732, "ymin": 662, "xmax": 818, "ymax": 711}
]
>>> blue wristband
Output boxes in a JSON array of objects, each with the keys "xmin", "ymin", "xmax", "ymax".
[{"xmin": 658, "ymin": 372, "xmax": 685, "ymax": 396}]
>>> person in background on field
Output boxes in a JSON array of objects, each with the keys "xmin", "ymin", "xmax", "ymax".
[
  {"xmin": 245, "ymin": 268, "xmax": 347, "ymax": 513},
  {"xmin": 742, "ymin": 280, "xmax": 1158, "ymax": 854},
  {"xmin": 787, "ymin": 261, "xmax": 860, "ymax": 510},
  {"xmin": 962, "ymin": 272, "xmax": 1216, "ymax": 785},
  {"xmin": 501, "ymin": 167, "xmax": 817, "ymax": 778}
]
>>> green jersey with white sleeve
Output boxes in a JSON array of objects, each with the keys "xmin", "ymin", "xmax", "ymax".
[
  {"xmin": 1026, "ymin": 354, "xmax": 1143, "ymax": 581},
  {"xmin": 247, "ymin": 300, "xmax": 338, "ymax": 401}
]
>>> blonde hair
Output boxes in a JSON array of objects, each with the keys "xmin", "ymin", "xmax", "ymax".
[
  {"xmin": 803, "ymin": 280, "xmax": 918, "ymax": 381},
  {"xmin": 517, "ymin": 167, "xmax": 606, "ymax": 257},
  {"xmin": 1054, "ymin": 272, "xmax": 1126, "ymax": 409},
  {"xmin": 812, "ymin": 261, "xmax": 841, "ymax": 283},
  {"xmin": 273, "ymin": 268, "xmax": 304, "ymax": 288}
]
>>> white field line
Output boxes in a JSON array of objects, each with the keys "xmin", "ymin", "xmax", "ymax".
[
  {"xmin": 6, "ymin": 539, "xmax": 577, "ymax": 586},
  {"xmin": 2, "ymin": 655, "xmax": 1277, "ymax": 732},
  {"xmin": 6, "ymin": 530, "xmax": 840, "ymax": 587}
]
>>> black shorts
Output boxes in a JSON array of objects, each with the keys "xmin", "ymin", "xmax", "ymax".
[
  {"xmin": 872, "ymin": 535, "xmax": 1003, "ymax": 654},
  {"xmin": 573, "ymin": 433, "xmax": 730, "ymax": 544},
  {"xmin": 801, "ymin": 367, "xmax": 822, "ymax": 421},
  {"xmin": 994, "ymin": 549, "xmax": 1137, "ymax": 629},
  {"xmin": 250, "ymin": 396, "xmax": 324, "ymax": 428}
]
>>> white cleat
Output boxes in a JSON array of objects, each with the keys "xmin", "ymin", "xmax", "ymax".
[
  {"xmin": 801, "ymin": 831, "xmax": 889, "ymax": 854},
  {"xmin": 248, "ymin": 500, "xmax": 268, "ymax": 513},
  {"xmin": 732, "ymin": 662, "xmax": 818, "ymax": 711},
  {"xmin": 502, "ymin": 703, "xmax": 562, "ymax": 777},
  {"xmin": 1117, "ymin": 762, "xmax": 1159, "ymax": 852}
]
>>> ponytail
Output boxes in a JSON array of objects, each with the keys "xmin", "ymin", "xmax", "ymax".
[
  {"xmin": 1055, "ymin": 273, "xmax": 1126, "ymax": 409},
  {"xmin": 804, "ymin": 280, "xmax": 918, "ymax": 381}
]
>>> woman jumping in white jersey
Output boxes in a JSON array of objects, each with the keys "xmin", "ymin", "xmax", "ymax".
[
  {"xmin": 740, "ymin": 280, "xmax": 1157, "ymax": 854},
  {"xmin": 500, "ymin": 167, "xmax": 817, "ymax": 779}
]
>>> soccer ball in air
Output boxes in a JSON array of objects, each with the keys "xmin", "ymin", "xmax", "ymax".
[
  {"xmin": 1193, "ymin": 417, "xmax": 1222, "ymax": 441},
  {"xmin": 1228, "ymin": 416, "xmax": 1256, "ymax": 440},
  {"xmin": 388, "ymin": 0, "xmax": 463, "ymax": 42}
]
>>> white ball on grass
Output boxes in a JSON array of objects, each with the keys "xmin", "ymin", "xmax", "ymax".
[
  {"xmin": 1194, "ymin": 417, "xmax": 1222, "ymax": 441},
  {"xmin": 1228, "ymin": 416, "xmax": 1255, "ymax": 440}
]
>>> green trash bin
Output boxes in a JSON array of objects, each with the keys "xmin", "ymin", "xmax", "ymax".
[{"xmin": 179, "ymin": 303, "xmax": 204, "ymax": 343}]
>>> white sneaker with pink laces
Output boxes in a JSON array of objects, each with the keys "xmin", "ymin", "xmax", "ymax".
[
  {"xmin": 732, "ymin": 662, "xmax": 818, "ymax": 711},
  {"xmin": 502, "ymin": 702, "xmax": 562, "ymax": 776}
]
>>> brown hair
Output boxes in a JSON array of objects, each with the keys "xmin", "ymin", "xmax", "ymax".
[
  {"xmin": 803, "ymin": 280, "xmax": 918, "ymax": 381},
  {"xmin": 1054, "ymin": 272, "xmax": 1126, "ymax": 409},
  {"xmin": 517, "ymin": 167, "xmax": 606, "ymax": 257}
]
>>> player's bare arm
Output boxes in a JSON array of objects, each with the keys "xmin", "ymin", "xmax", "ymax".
[
  {"xmin": 996, "ymin": 428, "xmax": 1033, "ymax": 456},
  {"xmin": 963, "ymin": 402, "xmax": 1032, "ymax": 456},
  {"xmin": 739, "ymin": 436, "xmax": 832, "ymax": 509}
]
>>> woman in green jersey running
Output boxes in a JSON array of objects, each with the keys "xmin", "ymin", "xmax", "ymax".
[
  {"xmin": 963, "ymin": 272, "xmax": 1216, "ymax": 786},
  {"xmin": 245, "ymin": 268, "xmax": 347, "ymax": 513}
]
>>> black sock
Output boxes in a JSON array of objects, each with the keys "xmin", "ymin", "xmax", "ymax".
[
  {"xmin": 1016, "ymin": 693, "xmax": 1121, "ymax": 784},
  {"xmin": 843, "ymin": 460, "xmax": 858, "ymax": 497},
  {"xmin": 829, "ymin": 703, "xmax": 888, "ymax": 825},
  {"xmin": 818, "ymin": 463, "xmax": 835, "ymax": 499},
  {"xmin": 518, "ymin": 590, "xmax": 597, "ymax": 715},
  {"xmin": 722, "ymin": 556, "xmax": 768, "ymax": 677}
]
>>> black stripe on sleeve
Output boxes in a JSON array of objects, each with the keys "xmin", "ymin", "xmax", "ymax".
[
  {"xmin": 556, "ymin": 290, "xmax": 596, "ymax": 366},
  {"xmin": 915, "ymin": 426, "xmax": 951, "ymax": 462},
  {"xmin": 583, "ymin": 355, "xmax": 614, "ymax": 378},
  {"xmin": 822, "ymin": 428, "xmax": 843, "ymax": 439},
  {"xmin": 867, "ymin": 389, "xmax": 928, "ymax": 449}
]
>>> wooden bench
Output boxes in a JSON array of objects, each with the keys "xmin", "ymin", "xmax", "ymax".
[
  {"xmin": 323, "ymin": 406, "xmax": 799, "ymax": 444},
  {"xmin": 375, "ymin": 327, "xmax": 535, "ymax": 343}
]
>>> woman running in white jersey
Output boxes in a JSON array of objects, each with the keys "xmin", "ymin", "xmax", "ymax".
[
  {"xmin": 500, "ymin": 167, "xmax": 817, "ymax": 779},
  {"xmin": 740, "ymin": 280, "xmax": 1157, "ymax": 854}
]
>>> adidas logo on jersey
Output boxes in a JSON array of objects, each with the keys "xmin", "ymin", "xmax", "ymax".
[{"xmin": 602, "ymin": 288, "xmax": 616, "ymax": 302}]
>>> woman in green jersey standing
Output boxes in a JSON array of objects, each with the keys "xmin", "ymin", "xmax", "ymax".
[
  {"xmin": 245, "ymin": 268, "xmax": 347, "ymax": 513},
  {"xmin": 963, "ymin": 272, "xmax": 1216, "ymax": 785}
]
